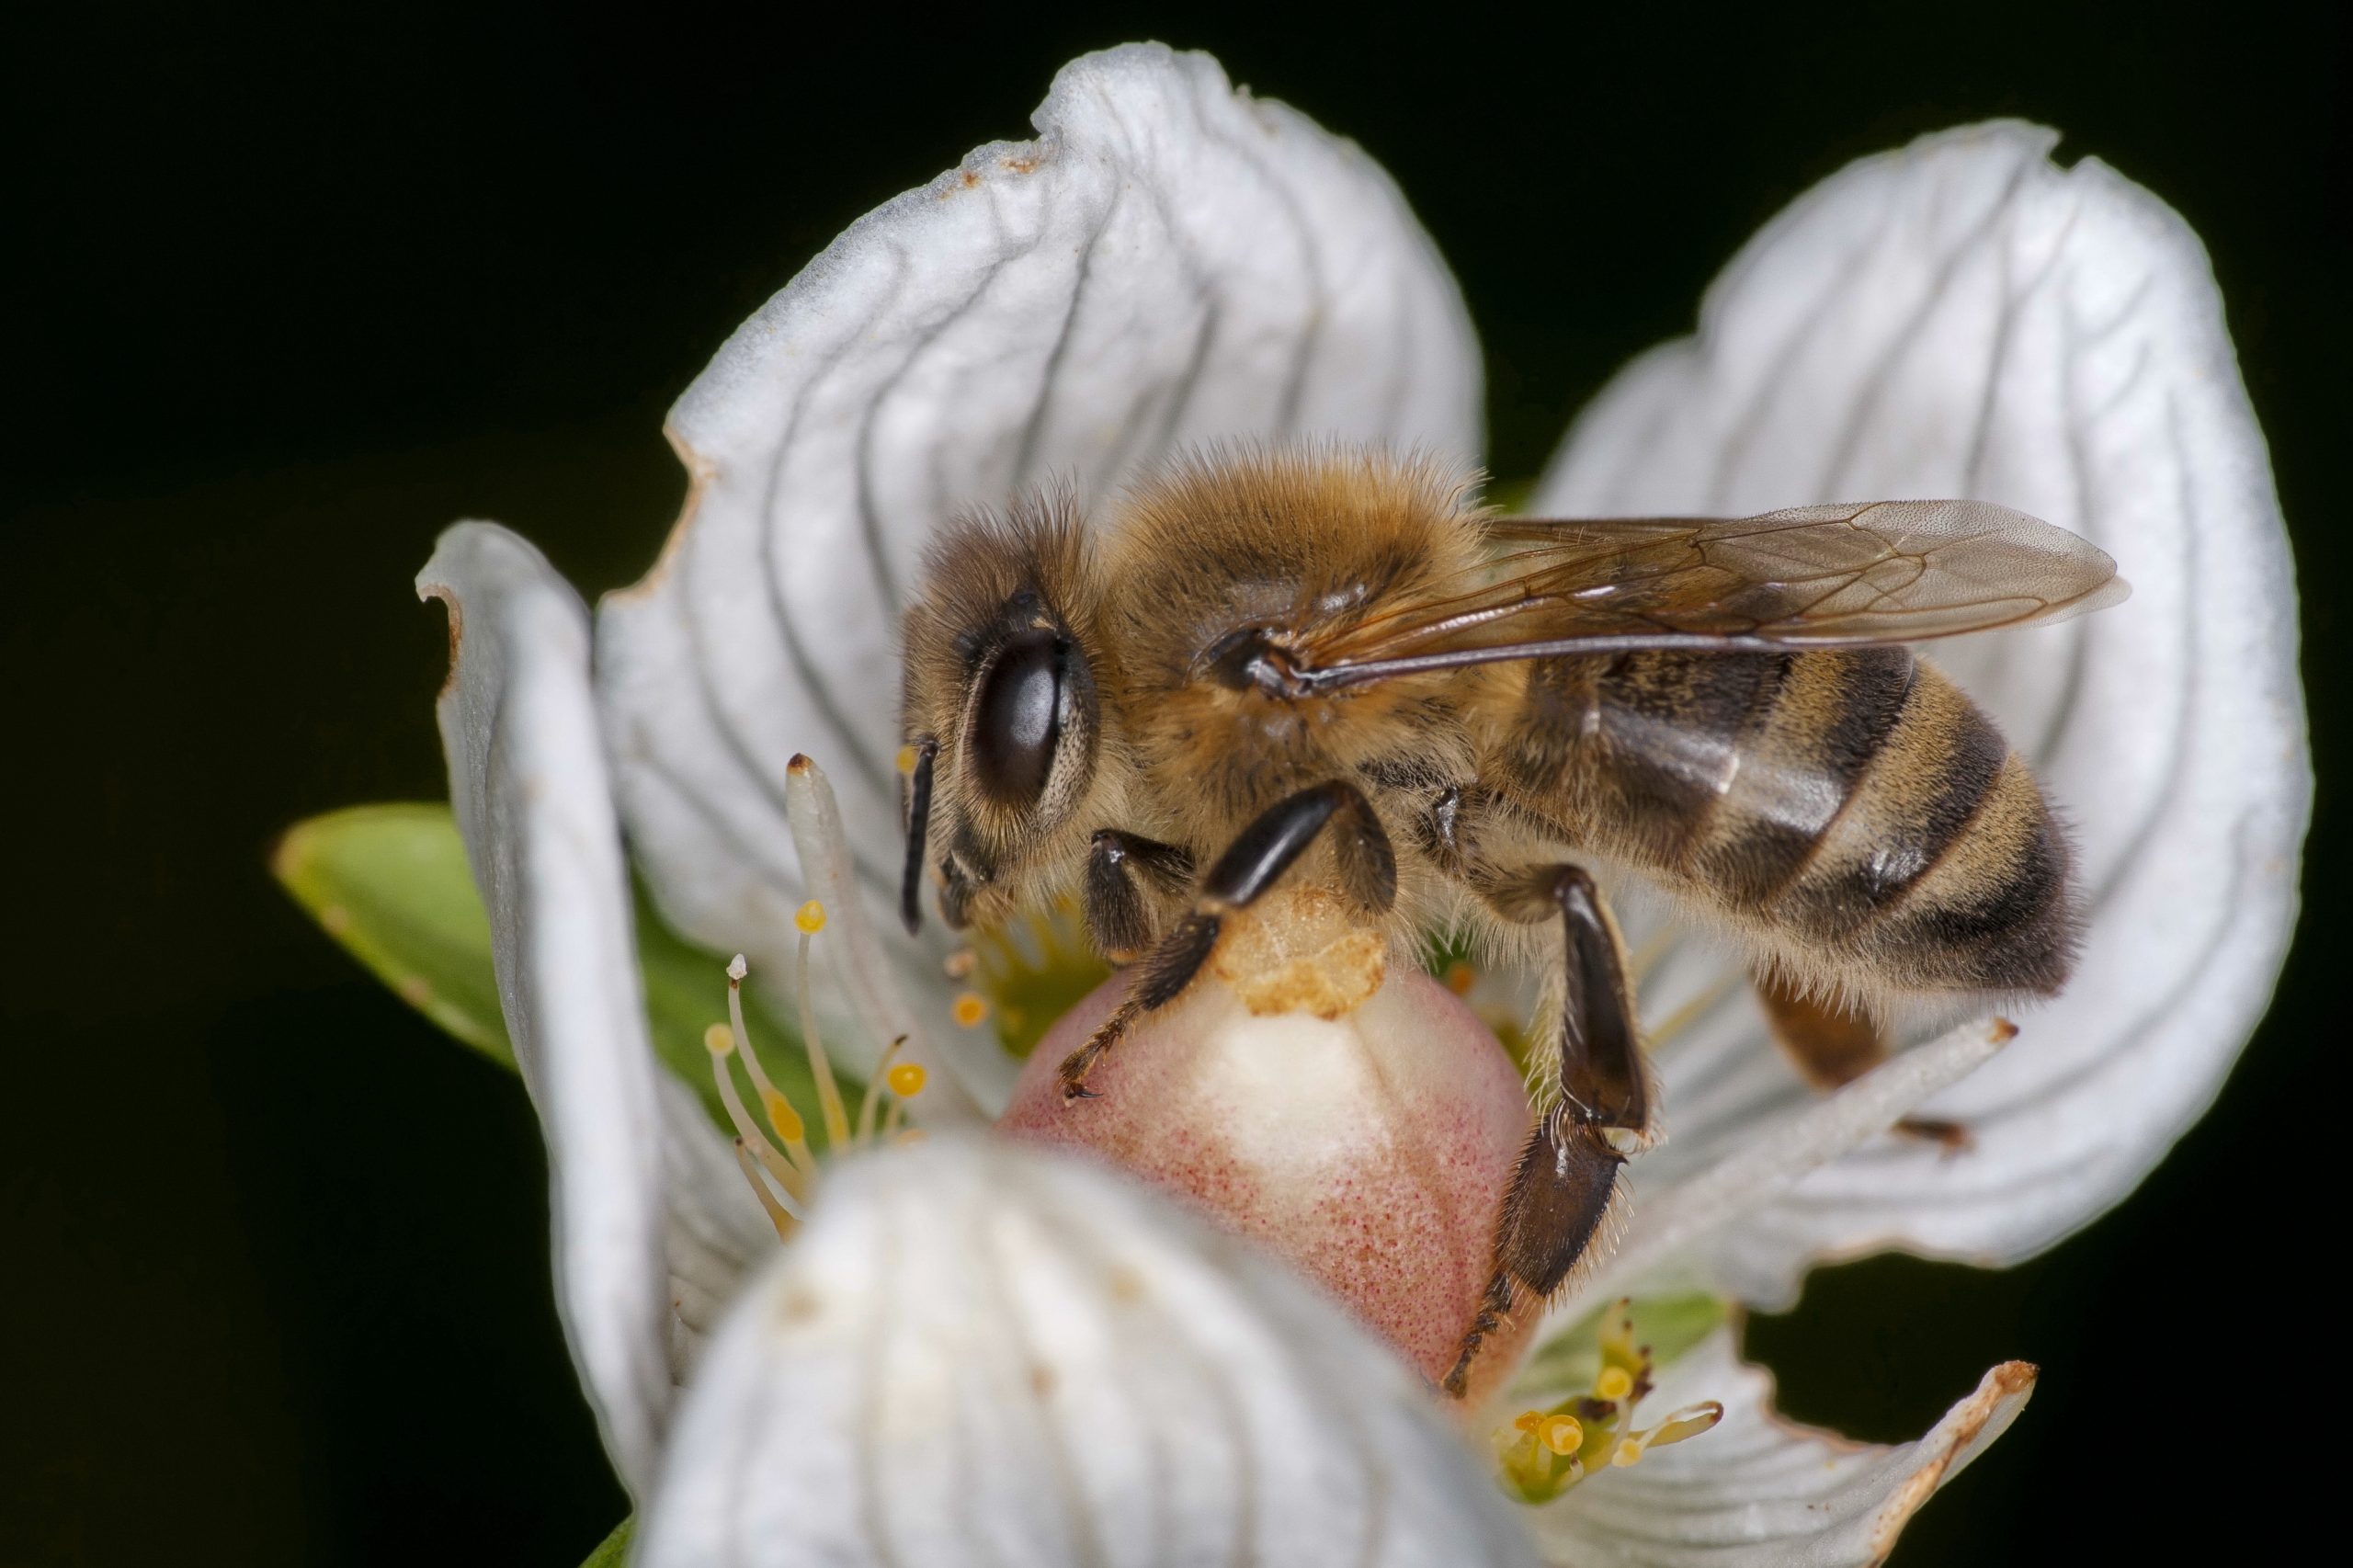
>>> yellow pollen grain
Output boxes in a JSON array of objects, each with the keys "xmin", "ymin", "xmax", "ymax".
[
  {"xmin": 1512, "ymin": 1411, "xmax": 1542, "ymax": 1434},
  {"xmin": 951, "ymin": 992, "xmax": 989, "ymax": 1028},
  {"xmin": 795, "ymin": 900, "xmax": 827, "ymax": 935},
  {"xmin": 886, "ymin": 1062, "xmax": 927, "ymax": 1097},
  {"xmin": 703, "ymin": 1023, "xmax": 735, "ymax": 1056},
  {"xmin": 1595, "ymin": 1366, "xmax": 1633, "ymax": 1402},
  {"xmin": 895, "ymin": 744, "xmax": 920, "ymax": 776},
  {"xmin": 1540, "ymin": 1415, "xmax": 1583, "ymax": 1456},
  {"xmin": 762, "ymin": 1089, "xmax": 806, "ymax": 1143}
]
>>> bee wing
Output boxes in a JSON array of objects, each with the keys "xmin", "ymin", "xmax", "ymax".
[{"xmin": 1296, "ymin": 500, "xmax": 2127, "ymax": 688}]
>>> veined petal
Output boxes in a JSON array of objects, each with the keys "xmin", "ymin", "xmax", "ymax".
[
  {"xmin": 596, "ymin": 43, "xmax": 1482, "ymax": 1057},
  {"xmin": 1529, "ymin": 1326, "xmax": 2033, "ymax": 1568},
  {"xmin": 633, "ymin": 1134, "xmax": 1538, "ymax": 1568},
  {"xmin": 419, "ymin": 523, "xmax": 768, "ymax": 1494},
  {"xmin": 1537, "ymin": 122, "xmax": 2307, "ymax": 1298}
]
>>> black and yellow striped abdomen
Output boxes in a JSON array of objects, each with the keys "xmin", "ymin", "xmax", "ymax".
[{"xmin": 1493, "ymin": 647, "xmax": 2076, "ymax": 1001}]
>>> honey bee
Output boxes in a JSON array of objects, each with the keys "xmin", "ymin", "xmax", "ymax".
[{"xmin": 896, "ymin": 446, "xmax": 2125, "ymax": 1396}]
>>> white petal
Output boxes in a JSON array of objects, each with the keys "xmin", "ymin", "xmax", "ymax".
[
  {"xmin": 634, "ymin": 1134, "xmax": 1537, "ymax": 1568},
  {"xmin": 596, "ymin": 43, "xmax": 1482, "ymax": 1064},
  {"xmin": 1531, "ymin": 1327, "xmax": 2033, "ymax": 1567},
  {"xmin": 1537, "ymin": 122, "xmax": 2308, "ymax": 1297},
  {"xmin": 420, "ymin": 523, "xmax": 772, "ymax": 1494}
]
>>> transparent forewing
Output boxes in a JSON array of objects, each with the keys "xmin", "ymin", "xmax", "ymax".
[{"xmin": 1304, "ymin": 501, "xmax": 2126, "ymax": 680}]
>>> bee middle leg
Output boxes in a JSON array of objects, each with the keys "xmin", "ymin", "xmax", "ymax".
[
  {"xmin": 1444, "ymin": 862, "xmax": 1654, "ymax": 1398},
  {"xmin": 1054, "ymin": 781, "xmax": 1397, "ymax": 1099}
]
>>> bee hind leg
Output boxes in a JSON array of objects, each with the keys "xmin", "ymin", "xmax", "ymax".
[
  {"xmin": 1445, "ymin": 863, "xmax": 1653, "ymax": 1399},
  {"xmin": 1053, "ymin": 781, "xmax": 1395, "ymax": 1100},
  {"xmin": 1752, "ymin": 971, "xmax": 1972, "ymax": 1152}
]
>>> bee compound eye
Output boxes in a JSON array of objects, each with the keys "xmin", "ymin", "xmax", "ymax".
[{"xmin": 970, "ymin": 627, "xmax": 1072, "ymax": 806}]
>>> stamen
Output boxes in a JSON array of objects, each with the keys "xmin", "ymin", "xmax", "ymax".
[
  {"xmin": 854, "ymin": 1037, "xmax": 905, "ymax": 1144},
  {"xmin": 724, "ymin": 967, "xmax": 819, "ymax": 1188},
  {"xmin": 705, "ymin": 1021, "xmax": 806, "ymax": 1200},
  {"xmin": 790, "ymin": 924, "xmax": 854, "ymax": 1152},
  {"xmin": 1443, "ymin": 960, "xmax": 1477, "ymax": 996},
  {"xmin": 731, "ymin": 1137, "xmax": 803, "ymax": 1241},
  {"xmin": 887, "ymin": 1062, "xmax": 927, "ymax": 1097},
  {"xmin": 952, "ymin": 992, "xmax": 990, "ymax": 1028},
  {"xmin": 784, "ymin": 754, "xmax": 990, "ymax": 1119},
  {"xmin": 1494, "ymin": 1298, "xmax": 1722, "ymax": 1505},
  {"xmin": 1643, "ymin": 972, "xmax": 1738, "ymax": 1054},
  {"xmin": 881, "ymin": 1098, "xmax": 904, "ymax": 1138},
  {"xmin": 1626, "ymin": 928, "xmax": 1676, "ymax": 986}
]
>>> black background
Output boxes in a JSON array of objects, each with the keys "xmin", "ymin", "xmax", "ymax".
[{"xmin": 6, "ymin": 3, "xmax": 2341, "ymax": 1562}]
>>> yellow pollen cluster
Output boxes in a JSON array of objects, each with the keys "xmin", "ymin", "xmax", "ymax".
[
  {"xmin": 1497, "ymin": 1299, "xmax": 1724, "ymax": 1505},
  {"xmin": 709, "ymin": 901, "xmax": 930, "ymax": 1241}
]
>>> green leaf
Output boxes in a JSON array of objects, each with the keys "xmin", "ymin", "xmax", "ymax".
[
  {"xmin": 1511, "ymin": 1291, "xmax": 1728, "ymax": 1400},
  {"xmin": 273, "ymin": 803, "xmax": 515, "ymax": 1066},
  {"xmin": 273, "ymin": 801, "xmax": 854, "ymax": 1130},
  {"xmin": 578, "ymin": 1517, "xmax": 632, "ymax": 1566}
]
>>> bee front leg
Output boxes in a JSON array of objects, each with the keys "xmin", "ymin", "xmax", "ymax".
[
  {"xmin": 1445, "ymin": 863, "xmax": 1654, "ymax": 1398},
  {"xmin": 1054, "ymin": 782, "xmax": 1396, "ymax": 1100},
  {"xmin": 1083, "ymin": 829, "xmax": 1195, "ymax": 964}
]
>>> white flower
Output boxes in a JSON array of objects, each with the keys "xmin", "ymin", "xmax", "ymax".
[{"xmin": 417, "ymin": 43, "xmax": 2305, "ymax": 1565}]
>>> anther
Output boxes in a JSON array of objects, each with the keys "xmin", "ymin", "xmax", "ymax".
[
  {"xmin": 952, "ymin": 993, "xmax": 990, "ymax": 1028},
  {"xmin": 888, "ymin": 1062, "xmax": 927, "ymax": 1097},
  {"xmin": 796, "ymin": 900, "xmax": 827, "ymax": 935}
]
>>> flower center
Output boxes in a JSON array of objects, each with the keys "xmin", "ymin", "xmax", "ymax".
[
  {"xmin": 707, "ymin": 899, "xmax": 930, "ymax": 1239},
  {"xmin": 1495, "ymin": 1298, "xmax": 1723, "ymax": 1503},
  {"xmin": 996, "ymin": 886, "xmax": 1535, "ymax": 1402}
]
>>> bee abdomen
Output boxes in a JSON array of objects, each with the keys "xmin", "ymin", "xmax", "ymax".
[
  {"xmin": 1512, "ymin": 647, "xmax": 2076, "ymax": 1000},
  {"xmin": 1763, "ymin": 657, "xmax": 2072, "ymax": 993}
]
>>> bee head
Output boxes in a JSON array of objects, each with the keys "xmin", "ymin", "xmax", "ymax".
[{"xmin": 897, "ymin": 494, "xmax": 1108, "ymax": 934}]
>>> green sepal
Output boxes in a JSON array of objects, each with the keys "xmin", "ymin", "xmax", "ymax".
[
  {"xmin": 272, "ymin": 801, "xmax": 850, "ymax": 1131},
  {"xmin": 578, "ymin": 1516, "xmax": 632, "ymax": 1566},
  {"xmin": 273, "ymin": 802, "xmax": 516, "ymax": 1066}
]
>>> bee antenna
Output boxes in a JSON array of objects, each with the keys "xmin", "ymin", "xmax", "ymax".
[{"xmin": 899, "ymin": 736, "xmax": 938, "ymax": 935}]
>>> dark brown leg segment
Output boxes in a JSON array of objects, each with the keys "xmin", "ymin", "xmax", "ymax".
[
  {"xmin": 1754, "ymin": 971, "xmax": 1970, "ymax": 1151},
  {"xmin": 1082, "ymin": 829, "xmax": 1194, "ymax": 964},
  {"xmin": 1055, "ymin": 782, "xmax": 1395, "ymax": 1098},
  {"xmin": 1445, "ymin": 863, "xmax": 1653, "ymax": 1398}
]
